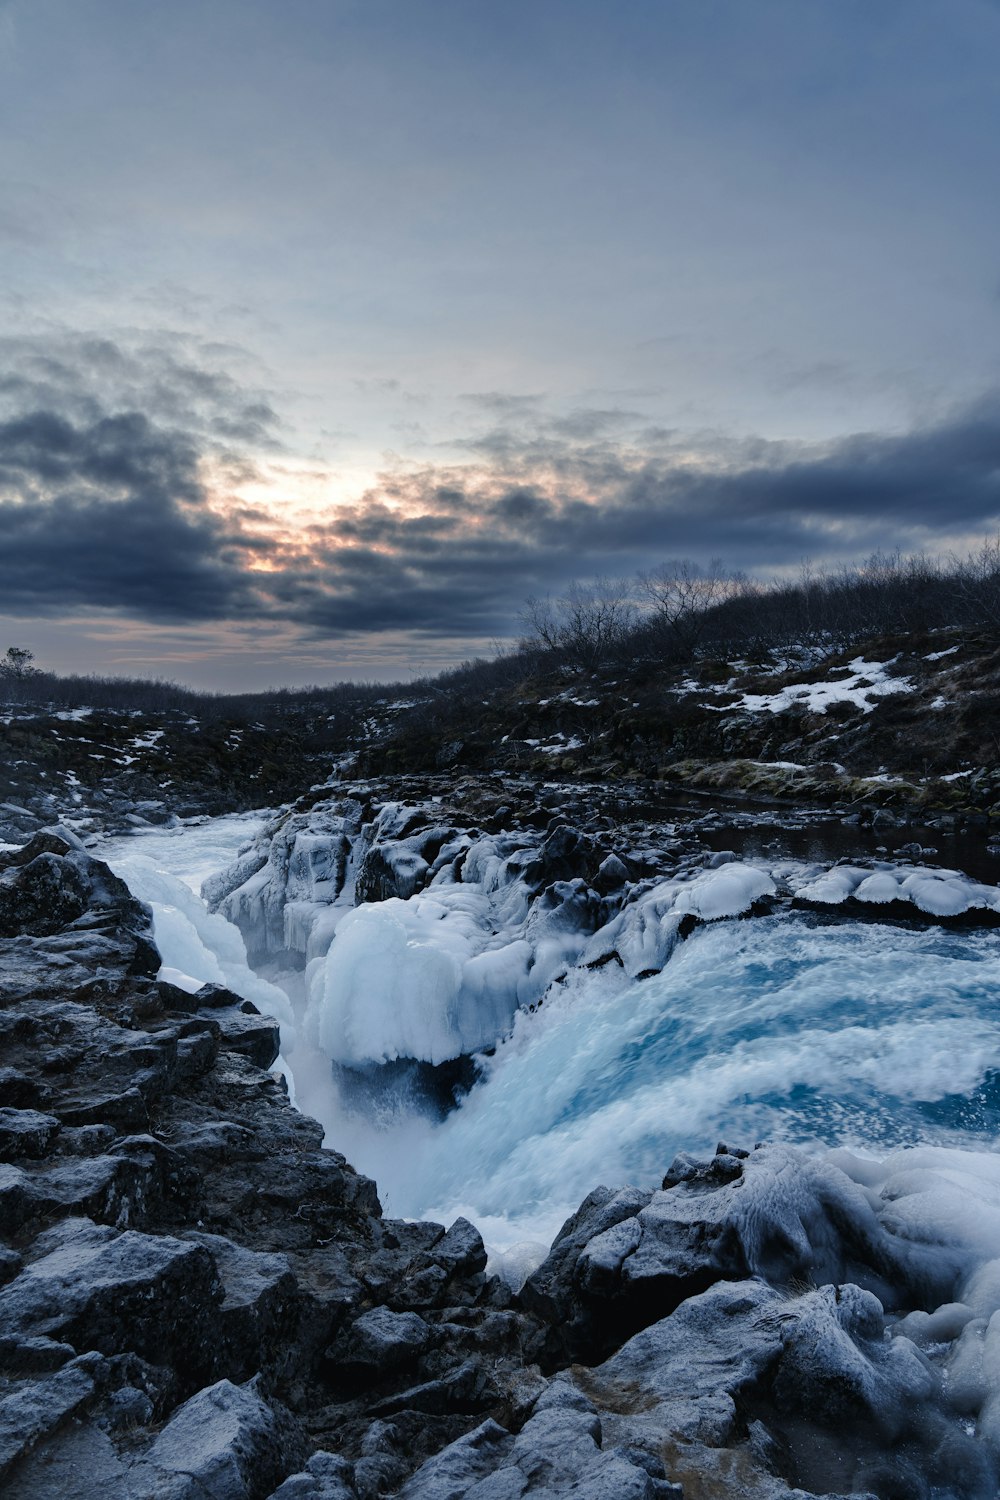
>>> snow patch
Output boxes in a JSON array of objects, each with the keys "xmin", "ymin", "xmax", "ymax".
[{"xmin": 732, "ymin": 657, "xmax": 913, "ymax": 716}]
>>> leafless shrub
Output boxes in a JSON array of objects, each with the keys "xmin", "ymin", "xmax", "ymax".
[
  {"xmin": 637, "ymin": 559, "xmax": 729, "ymax": 660},
  {"xmin": 520, "ymin": 578, "xmax": 638, "ymax": 671},
  {"xmin": 951, "ymin": 535, "xmax": 1000, "ymax": 632}
]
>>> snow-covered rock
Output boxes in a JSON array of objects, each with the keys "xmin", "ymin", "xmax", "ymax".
[
  {"xmin": 205, "ymin": 794, "xmax": 1000, "ymax": 1078},
  {"xmin": 205, "ymin": 802, "xmax": 364, "ymax": 964},
  {"xmin": 520, "ymin": 1135, "xmax": 1000, "ymax": 1487},
  {"xmin": 790, "ymin": 861, "xmax": 1000, "ymax": 916}
]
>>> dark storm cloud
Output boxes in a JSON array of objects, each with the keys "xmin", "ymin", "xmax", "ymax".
[
  {"xmin": 4, "ymin": 332, "xmax": 1000, "ymax": 643},
  {"xmin": 0, "ymin": 332, "xmax": 282, "ymax": 449},
  {"xmin": 260, "ymin": 394, "xmax": 1000, "ymax": 638},
  {"xmin": 0, "ymin": 332, "xmax": 290, "ymax": 622},
  {"xmin": 0, "ymin": 406, "xmax": 250, "ymax": 621},
  {"xmin": 0, "ymin": 409, "xmax": 201, "ymax": 500}
]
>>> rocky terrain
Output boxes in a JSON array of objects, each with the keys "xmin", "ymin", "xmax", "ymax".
[
  {"xmin": 5, "ymin": 615, "xmax": 1000, "ymax": 1497},
  {"xmin": 4, "ymin": 813, "xmax": 1000, "ymax": 1498},
  {"xmin": 0, "ymin": 704, "xmax": 323, "ymax": 845},
  {"xmin": 6, "ymin": 623, "xmax": 1000, "ymax": 852},
  {"xmin": 348, "ymin": 628, "xmax": 1000, "ymax": 826}
]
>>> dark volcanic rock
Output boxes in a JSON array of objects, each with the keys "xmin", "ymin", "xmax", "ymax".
[
  {"xmin": 215, "ymin": 1005, "xmax": 283, "ymax": 1069},
  {"xmin": 335, "ymin": 1306, "xmax": 433, "ymax": 1376},
  {"xmin": 3, "ymin": 828, "xmax": 997, "ymax": 1499},
  {"xmin": 0, "ymin": 837, "xmax": 546, "ymax": 1497},
  {"xmin": 0, "ymin": 1107, "xmax": 61, "ymax": 1158},
  {"xmin": 0, "ymin": 1217, "xmax": 223, "ymax": 1379},
  {"xmin": 0, "ymin": 830, "xmax": 151, "ymax": 946},
  {"xmin": 520, "ymin": 1183, "xmax": 654, "ymax": 1364},
  {"xmin": 130, "ymin": 1376, "xmax": 307, "ymax": 1500},
  {"xmin": 520, "ymin": 823, "xmax": 608, "ymax": 892},
  {"xmin": 267, "ymin": 1449, "xmax": 356, "ymax": 1499}
]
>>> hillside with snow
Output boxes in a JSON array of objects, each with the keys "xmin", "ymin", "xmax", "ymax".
[{"xmin": 5, "ymin": 620, "xmax": 1000, "ymax": 851}]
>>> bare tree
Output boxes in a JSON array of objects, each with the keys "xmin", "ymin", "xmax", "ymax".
[
  {"xmin": 0, "ymin": 645, "xmax": 41, "ymax": 681},
  {"xmin": 638, "ymin": 559, "xmax": 728, "ymax": 659},
  {"xmin": 520, "ymin": 579, "xmax": 637, "ymax": 670}
]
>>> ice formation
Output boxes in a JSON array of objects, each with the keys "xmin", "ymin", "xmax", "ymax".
[
  {"xmin": 790, "ymin": 860, "xmax": 1000, "ymax": 915},
  {"xmin": 199, "ymin": 791, "xmax": 1000, "ymax": 1076},
  {"xmin": 104, "ymin": 849, "xmax": 295, "ymax": 1041},
  {"xmin": 307, "ymin": 896, "xmax": 533, "ymax": 1067},
  {"xmin": 103, "ymin": 808, "xmax": 1000, "ymax": 1479},
  {"xmin": 210, "ymin": 798, "xmax": 780, "ymax": 1067}
]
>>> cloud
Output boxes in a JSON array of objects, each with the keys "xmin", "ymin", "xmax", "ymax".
[
  {"xmin": 3, "ymin": 330, "xmax": 1000, "ymax": 650},
  {"xmin": 257, "ymin": 394, "xmax": 1000, "ymax": 638},
  {"xmin": 0, "ymin": 330, "xmax": 282, "ymax": 447},
  {"xmin": 546, "ymin": 408, "xmax": 641, "ymax": 441},
  {"xmin": 0, "ymin": 330, "xmax": 290, "ymax": 623},
  {"xmin": 460, "ymin": 391, "xmax": 546, "ymax": 417},
  {"xmin": 0, "ymin": 407, "xmax": 250, "ymax": 622}
]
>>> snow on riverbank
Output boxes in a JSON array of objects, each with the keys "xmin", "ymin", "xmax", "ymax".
[
  {"xmin": 732, "ymin": 655, "xmax": 914, "ymax": 715},
  {"xmin": 100, "ymin": 811, "xmax": 297, "ymax": 1051}
]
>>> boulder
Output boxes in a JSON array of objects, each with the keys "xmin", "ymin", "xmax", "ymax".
[
  {"xmin": 0, "ymin": 1107, "xmax": 61, "ymax": 1159},
  {"xmin": 266, "ymin": 1450, "xmax": 357, "ymax": 1499},
  {"xmin": 0, "ymin": 1351, "xmax": 107, "ymax": 1483},
  {"xmin": 0, "ymin": 1218, "xmax": 222, "ymax": 1383},
  {"xmin": 214, "ymin": 1008, "xmax": 282, "ymax": 1070},
  {"xmin": 133, "ymin": 1377, "xmax": 306, "ymax": 1500},
  {"xmin": 336, "ymin": 1306, "xmax": 433, "ymax": 1376}
]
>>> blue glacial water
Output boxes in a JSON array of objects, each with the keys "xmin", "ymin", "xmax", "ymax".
[
  {"xmin": 359, "ymin": 913, "xmax": 1000, "ymax": 1245},
  {"xmin": 101, "ymin": 817, "xmax": 1000, "ymax": 1250}
]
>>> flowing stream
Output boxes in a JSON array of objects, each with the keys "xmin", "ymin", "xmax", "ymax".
[{"xmin": 101, "ymin": 812, "xmax": 1000, "ymax": 1253}]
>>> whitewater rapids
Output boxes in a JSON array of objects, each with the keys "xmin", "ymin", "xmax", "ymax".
[{"xmin": 101, "ymin": 812, "xmax": 1000, "ymax": 1255}]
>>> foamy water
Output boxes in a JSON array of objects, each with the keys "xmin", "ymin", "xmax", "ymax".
[{"xmin": 101, "ymin": 815, "xmax": 1000, "ymax": 1250}]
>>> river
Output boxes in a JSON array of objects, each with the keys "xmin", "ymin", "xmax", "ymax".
[{"xmin": 100, "ymin": 810, "xmax": 1000, "ymax": 1259}]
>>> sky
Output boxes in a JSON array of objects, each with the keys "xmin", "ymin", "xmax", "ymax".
[{"xmin": 1, "ymin": 0, "xmax": 999, "ymax": 690}]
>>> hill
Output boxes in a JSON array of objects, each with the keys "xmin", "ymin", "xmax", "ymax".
[{"xmin": 5, "ymin": 622, "xmax": 1000, "ymax": 848}]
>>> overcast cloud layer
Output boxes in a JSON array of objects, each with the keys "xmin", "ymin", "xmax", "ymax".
[
  {"xmin": 2, "ymin": 335, "xmax": 1000, "ymax": 656},
  {"xmin": 1, "ymin": 0, "xmax": 999, "ymax": 686}
]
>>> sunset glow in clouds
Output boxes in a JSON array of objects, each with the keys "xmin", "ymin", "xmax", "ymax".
[{"xmin": 1, "ymin": 0, "xmax": 999, "ymax": 687}]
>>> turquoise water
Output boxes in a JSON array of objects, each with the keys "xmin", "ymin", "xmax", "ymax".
[
  {"xmin": 99, "ymin": 817, "xmax": 1000, "ymax": 1249},
  {"xmin": 358, "ymin": 912, "xmax": 1000, "ymax": 1243}
]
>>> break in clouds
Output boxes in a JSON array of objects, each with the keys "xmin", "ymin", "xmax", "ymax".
[{"xmin": 3, "ymin": 333, "xmax": 1000, "ymax": 646}]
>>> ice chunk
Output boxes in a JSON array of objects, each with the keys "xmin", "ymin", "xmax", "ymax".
[
  {"xmin": 584, "ymin": 864, "xmax": 773, "ymax": 978},
  {"xmin": 855, "ymin": 871, "xmax": 905, "ymax": 904},
  {"xmin": 306, "ymin": 896, "xmax": 518, "ymax": 1066},
  {"xmin": 790, "ymin": 861, "xmax": 1000, "ymax": 918},
  {"xmin": 673, "ymin": 862, "xmax": 775, "ymax": 920},
  {"xmin": 900, "ymin": 868, "xmax": 994, "ymax": 917},
  {"xmin": 792, "ymin": 865, "xmax": 866, "ymax": 904}
]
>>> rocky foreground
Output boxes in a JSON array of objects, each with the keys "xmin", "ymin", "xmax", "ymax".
[{"xmin": 1, "ymin": 829, "xmax": 998, "ymax": 1499}]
